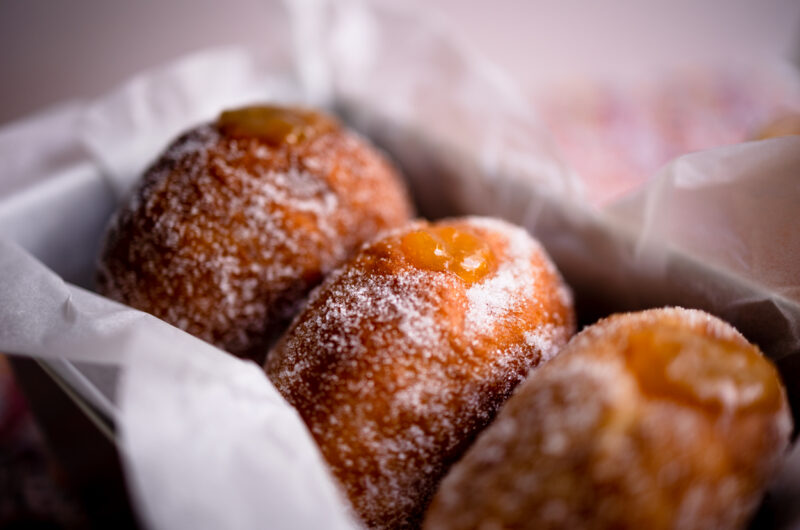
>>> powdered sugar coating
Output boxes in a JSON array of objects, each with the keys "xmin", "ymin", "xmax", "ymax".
[
  {"xmin": 96, "ymin": 110, "xmax": 412, "ymax": 359},
  {"xmin": 424, "ymin": 307, "xmax": 792, "ymax": 530},
  {"xmin": 266, "ymin": 217, "xmax": 575, "ymax": 529}
]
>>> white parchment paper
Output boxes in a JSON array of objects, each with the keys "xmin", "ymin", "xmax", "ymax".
[
  {"xmin": 1, "ymin": 1, "xmax": 799, "ymax": 529},
  {"xmin": 0, "ymin": 45, "xmax": 357, "ymax": 530}
]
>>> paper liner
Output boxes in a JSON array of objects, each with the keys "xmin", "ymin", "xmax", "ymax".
[{"xmin": 1, "ymin": 1, "xmax": 799, "ymax": 528}]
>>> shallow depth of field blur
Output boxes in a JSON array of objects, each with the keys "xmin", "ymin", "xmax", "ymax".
[{"xmin": 0, "ymin": 0, "xmax": 798, "ymax": 527}]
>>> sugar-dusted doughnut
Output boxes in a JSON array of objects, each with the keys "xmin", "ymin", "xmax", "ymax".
[
  {"xmin": 96, "ymin": 105, "xmax": 412, "ymax": 360},
  {"xmin": 266, "ymin": 216, "xmax": 575, "ymax": 528},
  {"xmin": 424, "ymin": 307, "xmax": 792, "ymax": 530}
]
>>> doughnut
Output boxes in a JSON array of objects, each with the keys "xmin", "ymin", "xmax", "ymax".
[
  {"xmin": 265, "ymin": 216, "xmax": 575, "ymax": 529},
  {"xmin": 96, "ymin": 105, "xmax": 412, "ymax": 360},
  {"xmin": 755, "ymin": 113, "xmax": 800, "ymax": 140},
  {"xmin": 424, "ymin": 307, "xmax": 792, "ymax": 530}
]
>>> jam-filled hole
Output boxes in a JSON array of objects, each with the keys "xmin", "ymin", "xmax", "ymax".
[
  {"xmin": 217, "ymin": 105, "xmax": 338, "ymax": 145},
  {"xmin": 624, "ymin": 327, "xmax": 783, "ymax": 415},
  {"xmin": 400, "ymin": 225, "xmax": 496, "ymax": 284}
]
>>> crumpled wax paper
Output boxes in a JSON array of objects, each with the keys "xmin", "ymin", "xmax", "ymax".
[
  {"xmin": 0, "ymin": 44, "xmax": 356, "ymax": 530},
  {"xmin": 1, "ymin": 0, "xmax": 800, "ymax": 528}
]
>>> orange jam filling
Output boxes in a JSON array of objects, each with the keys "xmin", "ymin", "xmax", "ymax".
[
  {"xmin": 400, "ymin": 225, "xmax": 495, "ymax": 284},
  {"xmin": 217, "ymin": 105, "xmax": 337, "ymax": 145},
  {"xmin": 625, "ymin": 327, "xmax": 783, "ymax": 415}
]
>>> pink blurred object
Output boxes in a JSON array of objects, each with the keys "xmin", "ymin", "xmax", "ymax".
[
  {"xmin": 536, "ymin": 67, "xmax": 800, "ymax": 205},
  {"xmin": 0, "ymin": 355, "xmax": 28, "ymax": 440},
  {"xmin": 0, "ymin": 355, "xmax": 88, "ymax": 527}
]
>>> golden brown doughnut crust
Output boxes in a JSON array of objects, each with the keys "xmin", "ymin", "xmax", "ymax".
[
  {"xmin": 424, "ymin": 307, "xmax": 792, "ymax": 530},
  {"xmin": 96, "ymin": 105, "xmax": 412, "ymax": 360},
  {"xmin": 266, "ymin": 216, "xmax": 575, "ymax": 529}
]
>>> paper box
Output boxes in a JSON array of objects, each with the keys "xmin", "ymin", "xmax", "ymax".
[{"xmin": 2, "ymin": 2, "xmax": 800, "ymax": 528}]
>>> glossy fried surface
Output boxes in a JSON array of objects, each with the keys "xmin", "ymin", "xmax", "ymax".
[
  {"xmin": 96, "ymin": 105, "xmax": 412, "ymax": 360},
  {"xmin": 266, "ymin": 217, "xmax": 575, "ymax": 529},
  {"xmin": 424, "ymin": 307, "xmax": 792, "ymax": 530}
]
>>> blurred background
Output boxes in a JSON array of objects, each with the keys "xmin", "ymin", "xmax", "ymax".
[
  {"xmin": 1, "ymin": 0, "xmax": 799, "ymax": 125},
  {"xmin": 1, "ymin": 0, "xmax": 799, "ymax": 527},
  {"xmin": 2, "ymin": 0, "xmax": 799, "ymax": 204}
]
